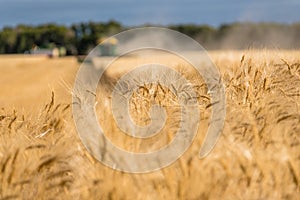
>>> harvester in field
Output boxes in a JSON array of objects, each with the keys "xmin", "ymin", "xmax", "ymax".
[
  {"xmin": 87, "ymin": 37, "xmax": 119, "ymax": 70},
  {"xmin": 97, "ymin": 37, "xmax": 118, "ymax": 57},
  {"xmin": 80, "ymin": 37, "xmax": 119, "ymax": 88}
]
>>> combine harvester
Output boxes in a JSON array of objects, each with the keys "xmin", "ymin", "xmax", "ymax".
[{"xmin": 91, "ymin": 37, "xmax": 119, "ymax": 69}]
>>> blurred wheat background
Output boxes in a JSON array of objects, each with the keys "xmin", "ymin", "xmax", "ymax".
[{"xmin": 0, "ymin": 50, "xmax": 299, "ymax": 199}]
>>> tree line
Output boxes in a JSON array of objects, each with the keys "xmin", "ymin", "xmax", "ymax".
[{"xmin": 0, "ymin": 20, "xmax": 299, "ymax": 55}]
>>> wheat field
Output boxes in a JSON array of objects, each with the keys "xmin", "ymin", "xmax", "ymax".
[{"xmin": 0, "ymin": 50, "xmax": 299, "ymax": 200}]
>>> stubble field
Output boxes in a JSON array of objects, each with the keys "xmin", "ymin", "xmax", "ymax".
[{"xmin": 0, "ymin": 50, "xmax": 299, "ymax": 199}]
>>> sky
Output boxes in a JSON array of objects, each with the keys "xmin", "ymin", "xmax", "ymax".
[{"xmin": 0, "ymin": 0, "xmax": 299, "ymax": 28}]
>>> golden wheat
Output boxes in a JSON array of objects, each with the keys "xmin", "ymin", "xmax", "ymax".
[{"xmin": 0, "ymin": 50, "xmax": 299, "ymax": 199}]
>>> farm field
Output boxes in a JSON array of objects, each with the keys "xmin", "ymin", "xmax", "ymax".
[{"xmin": 0, "ymin": 50, "xmax": 299, "ymax": 199}]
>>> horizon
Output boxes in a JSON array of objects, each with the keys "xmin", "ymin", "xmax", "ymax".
[
  {"xmin": 1, "ymin": 0, "xmax": 299, "ymax": 28},
  {"xmin": 1, "ymin": 20, "xmax": 300, "ymax": 30}
]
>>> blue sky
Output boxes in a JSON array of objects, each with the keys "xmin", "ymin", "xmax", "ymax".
[{"xmin": 0, "ymin": 0, "xmax": 299, "ymax": 28}]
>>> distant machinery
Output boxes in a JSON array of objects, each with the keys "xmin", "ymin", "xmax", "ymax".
[
  {"xmin": 30, "ymin": 47, "xmax": 59, "ymax": 58},
  {"xmin": 97, "ymin": 37, "xmax": 118, "ymax": 57},
  {"xmin": 26, "ymin": 44, "xmax": 66, "ymax": 58}
]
